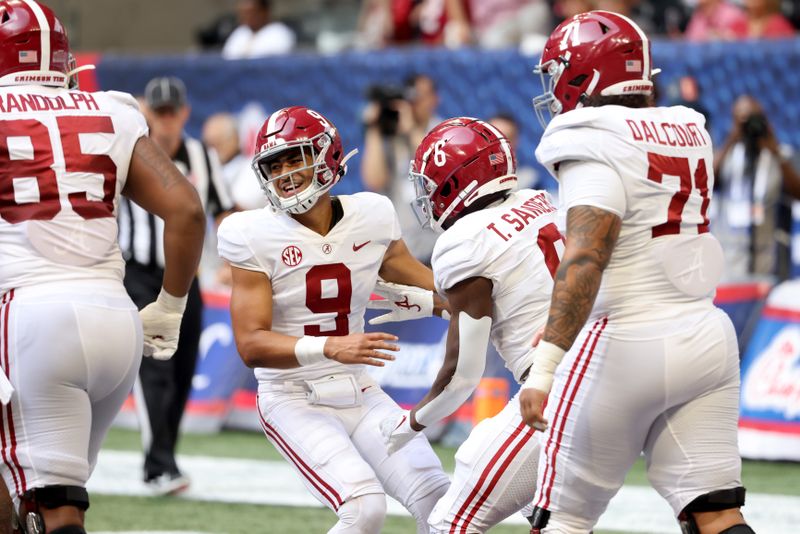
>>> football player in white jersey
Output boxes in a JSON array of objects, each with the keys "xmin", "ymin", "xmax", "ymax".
[
  {"xmin": 217, "ymin": 106, "xmax": 450, "ymax": 534},
  {"xmin": 380, "ymin": 117, "xmax": 564, "ymax": 533},
  {"xmin": 519, "ymin": 11, "xmax": 753, "ymax": 534},
  {"xmin": 0, "ymin": 1, "xmax": 206, "ymax": 532}
]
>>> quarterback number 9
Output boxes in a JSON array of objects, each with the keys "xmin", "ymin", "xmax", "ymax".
[{"xmin": 304, "ymin": 263, "xmax": 352, "ymax": 336}]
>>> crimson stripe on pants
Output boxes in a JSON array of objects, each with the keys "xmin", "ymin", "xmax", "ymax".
[
  {"xmin": 459, "ymin": 423, "xmax": 536, "ymax": 532},
  {"xmin": 0, "ymin": 292, "xmax": 19, "ymax": 496},
  {"xmin": 257, "ymin": 405, "xmax": 343, "ymax": 510},
  {"xmin": 449, "ymin": 422, "xmax": 527, "ymax": 533},
  {"xmin": 0, "ymin": 290, "xmax": 24, "ymax": 496},
  {"xmin": 538, "ymin": 317, "xmax": 607, "ymax": 510},
  {"xmin": 534, "ymin": 319, "xmax": 602, "ymax": 510}
]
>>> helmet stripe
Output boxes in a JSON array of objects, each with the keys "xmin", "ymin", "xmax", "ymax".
[
  {"xmin": 20, "ymin": 0, "xmax": 51, "ymax": 72},
  {"xmin": 266, "ymin": 108, "xmax": 281, "ymax": 137},
  {"xmin": 606, "ymin": 10, "xmax": 650, "ymax": 81}
]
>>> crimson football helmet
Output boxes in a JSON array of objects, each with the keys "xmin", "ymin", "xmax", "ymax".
[
  {"xmin": 532, "ymin": 10, "xmax": 659, "ymax": 126},
  {"xmin": 409, "ymin": 117, "xmax": 517, "ymax": 232},
  {"xmin": 252, "ymin": 106, "xmax": 357, "ymax": 214},
  {"xmin": 0, "ymin": 0, "xmax": 72, "ymax": 87}
]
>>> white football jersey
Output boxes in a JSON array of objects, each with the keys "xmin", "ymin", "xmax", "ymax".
[
  {"xmin": 536, "ymin": 105, "xmax": 722, "ymax": 324},
  {"xmin": 0, "ymin": 86, "xmax": 147, "ymax": 293},
  {"xmin": 218, "ymin": 192, "xmax": 401, "ymax": 383},
  {"xmin": 432, "ymin": 190, "xmax": 563, "ymax": 382}
]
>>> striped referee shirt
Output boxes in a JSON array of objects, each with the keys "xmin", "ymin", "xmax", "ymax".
[{"xmin": 118, "ymin": 136, "xmax": 233, "ymax": 269}]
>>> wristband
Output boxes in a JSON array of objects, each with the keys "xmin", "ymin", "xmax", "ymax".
[
  {"xmin": 157, "ymin": 288, "xmax": 188, "ymax": 314},
  {"xmin": 294, "ymin": 336, "xmax": 329, "ymax": 366},
  {"xmin": 521, "ymin": 341, "xmax": 566, "ymax": 393}
]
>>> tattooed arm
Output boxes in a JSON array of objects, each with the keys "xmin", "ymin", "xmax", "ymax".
[
  {"xmin": 520, "ymin": 204, "xmax": 621, "ymax": 429},
  {"xmin": 123, "ymin": 136, "xmax": 205, "ymax": 297},
  {"xmin": 543, "ymin": 205, "xmax": 621, "ymax": 350}
]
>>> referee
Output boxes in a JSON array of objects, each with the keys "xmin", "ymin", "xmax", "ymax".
[{"xmin": 118, "ymin": 76, "xmax": 233, "ymax": 495}]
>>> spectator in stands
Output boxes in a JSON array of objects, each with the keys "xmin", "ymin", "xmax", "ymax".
[
  {"xmin": 684, "ymin": 0, "xmax": 746, "ymax": 41},
  {"xmin": 362, "ymin": 74, "xmax": 441, "ymax": 264},
  {"xmin": 465, "ymin": 0, "xmax": 550, "ymax": 48},
  {"xmin": 594, "ymin": 0, "xmax": 655, "ymax": 33},
  {"xmin": 355, "ymin": 0, "xmax": 395, "ymax": 48},
  {"xmin": 120, "ymin": 76, "xmax": 233, "ymax": 495},
  {"xmin": 203, "ymin": 113, "xmax": 247, "ymax": 191},
  {"xmin": 730, "ymin": 0, "xmax": 796, "ymax": 39},
  {"xmin": 222, "ymin": 0, "xmax": 295, "ymax": 58},
  {"xmin": 663, "ymin": 74, "xmax": 711, "ymax": 123},
  {"xmin": 713, "ymin": 95, "xmax": 800, "ymax": 282},
  {"xmin": 637, "ymin": 0, "xmax": 689, "ymax": 37},
  {"xmin": 488, "ymin": 112, "xmax": 541, "ymax": 190},
  {"xmin": 554, "ymin": 0, "xmax": 596, "ymax": 22}
]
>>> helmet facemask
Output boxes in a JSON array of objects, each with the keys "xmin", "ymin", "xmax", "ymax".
[
  {"xmin": 408, "ymin": 160, "xmax": 439, "ymax": 231},
  {"xmin": 252, "ymin": 132, "xmax": 334, "ymax": 214},
  {"xmin": 532, "ymin": 58, "xmax": 564, "ymax": 128}
]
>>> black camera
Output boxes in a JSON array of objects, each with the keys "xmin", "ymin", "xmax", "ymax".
[
  {"xmin": 742, "ymin": 113, "xmax": 768, "ymax": 142},
  {"xmin": 366, "ymin": 84, "xmax": 406, "ymax": 136}
]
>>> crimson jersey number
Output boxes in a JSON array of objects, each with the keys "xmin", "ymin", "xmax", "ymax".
[
  {"xmin": 646, "ymin": 152, "xmax": 710, "ymax": 238},
  {"xmin": 304, "ymin": 263, "xmax": 352, "ymax": 336},
  {"xmin": 537, "ymin": 222, "xmax": 563, "ymax": 279},
  {"xmin": 0, "ymin": 117, "xmax": 117, "ymax": 224}
]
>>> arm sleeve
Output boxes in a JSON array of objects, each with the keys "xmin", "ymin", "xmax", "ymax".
[
  {"xmin": 217, "ymin": 217, "xmax": 262, "ymax": 272},
  {"xmin": 558, "ymin": 160, "xmax": 627, "ymax": 217}
]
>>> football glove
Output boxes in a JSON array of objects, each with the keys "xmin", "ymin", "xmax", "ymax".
[
  {"xmin": 380, "ymin": 410, "xmax": 419, "ymax": 455},
  {"xmin": 140, "ymin": 288, "xmax": 187, "ymax": 360},
  {"xmin": 368, "ymin": 280, "xmax": 434, "ymax": 325}
]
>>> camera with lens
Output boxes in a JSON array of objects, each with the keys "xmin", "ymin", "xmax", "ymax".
[
  {"xmin": 742, "ymin": 112, "xmax": 768, "ymax": 143},
  {"xmin": 366, "ymin": 84, "xmax": 407, "ymax": 136}
]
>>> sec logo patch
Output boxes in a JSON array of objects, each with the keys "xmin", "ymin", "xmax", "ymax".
[{"xmin": 282, "ymin": 245, "xmax": 303, "ymax": 266}]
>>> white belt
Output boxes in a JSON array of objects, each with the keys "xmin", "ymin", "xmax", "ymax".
[{"xmin": 261, "ymin": 380, "xmax": 309, "ymax": 394}]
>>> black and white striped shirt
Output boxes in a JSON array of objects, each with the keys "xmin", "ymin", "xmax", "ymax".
[{"xmin": 118, "ymin": 136, "xmax": 232, "ymax": 270}]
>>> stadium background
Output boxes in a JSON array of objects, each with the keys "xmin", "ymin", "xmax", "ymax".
[{"xmin": 44, "ymin": 0, "xmax": 800, "ymax": 531}]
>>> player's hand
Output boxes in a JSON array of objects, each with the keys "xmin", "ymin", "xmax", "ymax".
[
  {"xmin": 380, "ymin": 410, "xmax": 418, "ymax": 455},
  {"xmin": 519, "ymin": 387, "xmax": 549, "ymax": 432},
  {"xmin": 139, "ymin": 289, "xmax": 187, "ymax": 360},
  {"xmin": 324, "ymin": 333, "xmax": 399, "ymax": 367},
  {"xmin": 368, "ymin": 281, "xmax": 434, "ymax": 325}
]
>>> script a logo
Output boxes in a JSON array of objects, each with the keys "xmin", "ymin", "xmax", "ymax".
[
  {"xmin": 395, "ymin": 296, "xmax": 421, "ymax": 312},
  {"xmin": 282, "ymin": 245, "xmax": 303, "ymax": 267}
]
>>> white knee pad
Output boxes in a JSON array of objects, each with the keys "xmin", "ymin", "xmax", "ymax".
[{"xmin": 328, "ymin": 493, "xmax": 387, "ymax": 534}]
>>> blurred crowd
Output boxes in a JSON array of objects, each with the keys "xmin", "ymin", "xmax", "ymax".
[
  {"xmin": 181, "ymin": 0, "xmax": 800, "ymax": 282},
  {"xmin": 197, "ymin": 0, "xmax": 800, "ymax": 58}
]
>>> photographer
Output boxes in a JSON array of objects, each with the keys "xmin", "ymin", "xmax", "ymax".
[
  {"xmin": 713, "ymin": 94, "xmax": 800, "ymax": 281},
  {"xmin": 362, "ymin": 74, "xmax": 441, "ymax": 264}
]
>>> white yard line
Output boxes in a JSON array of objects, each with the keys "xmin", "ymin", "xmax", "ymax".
[{"xmin": 88, "ymin": 450, "xmax": 800, "ymax": 533}]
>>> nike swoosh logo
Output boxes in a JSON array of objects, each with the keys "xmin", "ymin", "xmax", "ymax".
[
  {"xmin": 361, "ymin": 385, "xmax": 372, "ymax": 393},
  {"xmin": 353, "ymin": 240, "xmax": 371, "ymax": 252}
]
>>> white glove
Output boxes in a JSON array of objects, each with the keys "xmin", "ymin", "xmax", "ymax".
[
  {"xmin": 380, "ymin": 410, "xmax": 420, "ymax": 455},
  {"xmin": 139, "ymin": 288, "xmax": 187, "ymax": 360},
  {"xmin": 368, "ymin": 281, "xmax": 434, "ymax": 325}
]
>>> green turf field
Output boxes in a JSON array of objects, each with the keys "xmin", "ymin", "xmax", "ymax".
[{"xmin": 87, "ymin": 428, "xmax": 800, "ymax": 533}]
